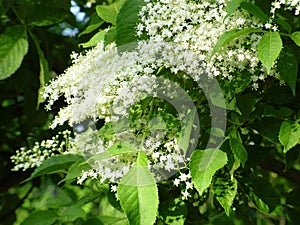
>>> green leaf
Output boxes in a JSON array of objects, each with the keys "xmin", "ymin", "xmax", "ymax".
[
  {"xmin": 248, "ymin": 191, "xmax": 270, "ymax": 213},
  {"xmin": 45, "ymin": 191, "xmax": 72, "ymax": 208},
  {"xmin": 79, "ymin": 29, "xmax": 106, "ymax": 48},
  {"xmin": 211, "ymin": 27, "xmax": 262, "ymax": 57},
  {"xmin": 257, "ymin": 32, "xmax": 282, "ymax": 74},
  {"xmin": 286, "ymin": 188, "xmax": 300, "ymax": 207},
  {"xmin": 221, "ymin": 139, "xmax": 240, "ymax": 178},
  {"xmin": 274, "ymin": 16, "xmax": 292, "ymax": 33},
  {"xmin": 0, "ymin": 26, "xmax": 29, "ymax": 80},
  {"xmin": 244, "ymin": 177, "xmax": 281, "ymax": 212},
  {"xmin": 190, "ymin": 149, "xmax": 228, "ymax": 195},
  {"xmin": 116, "ymin": 0, "xmax": 147, "ymax": 47},
  {"xmin": 96, "ymin": 0, "xmax": 125, "ymax": 25},
  {"xmin": 277, "ymin": 47, "xmax": 298, "ymax": 96},
  {"xmin": 98, "ymin": 118, "xmax": 129, "ymax": 140},
  {"xmin": 89, "ymin": 142, "xmax": 138, "ymax": 162},
  {"xmin": 237, "ymin": 94, "xmax": 258, "ymax": 116},
  {"xmin": 279, "ymin": 120, "xmax": 300, "ymax": 153},
  {"xmin": 61, "ymin": 205, "xmax": 86, "ymax": 222},
  {"xmin": 251, "ymin": 118, "xmax": 282, "ymax": 144},
  {"xmin": 83, "ymin": 218, "xmax": 104, "ymax": 225},
  {"xmin": 106, "ymin": 185, "xmax": 123, "ymax": 211},
  {"xmin": 79, "ymin": 14, "xmax": 104, "ymax": 37},
  {"xmin": 206, "ymin": 78, "xmax": 227, "ymax": 109},
  {"xmin": 117, "ymin": 151, "xmax": 158, "ymax": 225},
  {"xmin": 178, "ymin": 108, "xmax": 197, "ymax": 156},
  {"xmin": 262, "ymin": 105, "xmax": 294, "ymax": 118},
  {"xmin": 98, "ymin": 216, "xmax": 129, "ymax": 225},
  {"xmin": 290, "ymin": 31, "xmax": 300, "ymax": 46},
  {"xmin": 27, "ymin": 1, "xmax": 70, "ymax": 27},
  {"xmin": 240, "ymin": 2, "xmax": 269, "ymax": 23},
  {"xmin": 25, "ymin": 154, "xmax": 83, "ymax": 181},
  {"xmin": 229, "ymin": 138, "xmax": 248, "ymax": 168},
  {"xmin": 29, "ymin": 32, "xmax": 50, "ymax": 108},
  {"xmin": 20, "ymin": 210, "xmax": 57, "ymax": 225},
  {"xmin": 104, "ymin": 27, "xmax": 117, "ymax": 46},
  {"xmin": 206, "ymin": 127, "xmax": 225, "ymax": 138},
  {"xmin": 214, "ymin": 177, "xmax": 238, "ymax": 216},
  {"xmin": 159, "ymin": 198, "xmax": 187, "ymax": 225},
  {"xmin": 224, "ymin": 0, "xmax": 243, "ymax": 20},
  {"xmin": 59, "ymin": 160, "xmax": 91, "ymax": 184}
]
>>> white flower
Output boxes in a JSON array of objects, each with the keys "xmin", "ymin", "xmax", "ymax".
[
  {"xmin": 174, "ymin": 178, "xmax": 180, "ymax": 186},
  {"xmin": 270, "ymin": 0, "xmax": 300, "ymax": 16},
  {"xmin": 185, "ymin": 181, "xmax": 193, "ymax": 190},
  {"xmin": 111, "ymin": 185, "xmax": 118, "ymax": 192},
  {"xmin": 179, "ymin": 172, "xmax": 188, "ymax": 181},
  {"xmin": 181, "ymin": 189, "xmax": 191, "ymax": 200},
  {"xmin": 11, "ymin": 131, "xmax": 73, "ymax": 171}
]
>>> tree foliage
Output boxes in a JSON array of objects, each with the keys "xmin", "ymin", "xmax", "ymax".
[{"xmin": 1, "ymin": 0, "xmax": 300, "ymax": 225}]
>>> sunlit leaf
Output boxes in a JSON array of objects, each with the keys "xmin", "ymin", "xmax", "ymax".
[
  {"xmin": 224, "ymin": 0, "xmax": 243, "ymax": 20},
  {"xmin": 79, "ymin": 14, "xmax": 104, "ymax": 37},
  {"xmin": 190, "ymin": 149, "xmax": 227, "ymax": 195},
  {"xmin": 290, "ymin": 31, "xmax": 300, "ymax": 46},
  {"xmin": 211, "ymin": 27, "xmax": 262, "ymax": 57},
  {"xmin": 79, "ymin": 30, "xmax": 106, "ymax": 48},
  {"xmin": 0, "ymin": 26, "xmax": 28, "ymax": 80},
  {"xmin": 257, "ymin": 32, "xmax": 282, "ymax": 74},
  {"xmin": 117, "ymin": 152, "xmax": 158, "ymax": 225},
  {"xmin": 279, "ymin": 120, "xmax": 300, "ymax": 153},
  {"xmin": 214, "ymin": 177, "xmax": 238, "ymax": 216},
  {"xmin": 96, "ymin": 0, "xmax": 125, "ymax": 25}
]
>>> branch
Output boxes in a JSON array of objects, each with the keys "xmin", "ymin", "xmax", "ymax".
[{"xmin": 260, "ymin": 156, "xmax": 300, "ymax": 187}]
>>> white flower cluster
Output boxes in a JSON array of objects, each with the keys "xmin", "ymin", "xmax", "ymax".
[
  {"xmin": 75, "ymin": 128, "xmax": 186, "ymax": 184},
  {"xmin": 11, "ymin": 131, "xmax": 72, "ymax": 171},
  {"xmin": 74, "ymin": 128, "xmax": 133, "ymax": 184},
  {"xmin": 173, "ymin": 171, "xmax": 201, "ymax": 203},
  {"xmin": 13, "ymin": 0, "xmax": 297, "ymax": 202},
  {"xmin": 43, "ymin": 40, "xmax": 206, "ymax": 129},
  {"xmin": 137, "ymin": 0, "xmax": 281, "ymax": 88},
  {"xmin": 147, "ymin": 138, "xmax": 185, "ymax": 172},
  {"xmin": 271, "ymin": 0, "xmax": 300, "ymax": 15},
  {"xmin": 41, "ymin": 39, "xmax": 207, "ymax": 185},
  {"xmin": 77, "ymin": 160, "xmax": 131, "ymax": 185}
]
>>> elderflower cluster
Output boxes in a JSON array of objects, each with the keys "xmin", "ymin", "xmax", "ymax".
[
  {"xmin": 13, "ymin": 0, "xmax": 295, "ymax": 201},
  {"xmin": 173, "ymin": 171, "xmax": 199, "ymax": 202},
  {"xmin": 11, "ymin": 131, "xmax": 72, "ymax": 171},
  {"xmin": 41, "ymin": 38, "xmax": 209, "ymax": 185},
  {"xmin": 137, "ymin": 0, "xmax": 280, "ymax": 87},
  {"xmin": 43, "ymin": 40, "xmax": 207, "ymax": 129},
  {"xmin": 74, "ymin": 126, "xmax": 186, "ymax": 184},
  {"xmin": 270, "ymin": 0, "xmax": 300, "ymax": 16}
]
